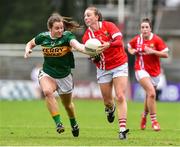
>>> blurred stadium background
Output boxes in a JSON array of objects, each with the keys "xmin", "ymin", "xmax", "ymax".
[{"xmin": 0, "ymin": 0, "xmax": 180, "ymax": 102}]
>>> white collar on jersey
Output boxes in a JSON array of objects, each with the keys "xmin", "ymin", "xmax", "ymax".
[
  {"xmin": 88, "ymin": 21, "xmax": 102, "ymax": 38},
  {"xmin": 88, "ymin": 21, "xmax": 102, "ymax": 32}
]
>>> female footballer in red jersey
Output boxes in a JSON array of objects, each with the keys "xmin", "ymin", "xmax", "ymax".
[
  {"xmin": 82, "ymin": 6, "xmax": 129, "ymax": 139},
  {"xmin": 127, "ymin": 18, "xmax": 169, "ymax": 131}
]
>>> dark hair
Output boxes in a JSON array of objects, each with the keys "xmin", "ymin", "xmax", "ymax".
[
  {"xmin": 141, "ymin": 18, "xmax": 152, "ymax": 29},
  {"xmin": 85, "ymin": 6, "xmax": 103, "ymax": 21},
  {"xmin": 47, "ymin": 12, "xmax": 81, "ymax": 31}
]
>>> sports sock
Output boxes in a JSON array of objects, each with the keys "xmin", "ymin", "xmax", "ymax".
[
  {"xmin": 52, "ymin": 114, "xmax": 62, "ymax": 125},
  {"xmin": 142, "ymin": 111, "xmax": 148, "ymax": 118},
  {"xmin": 70, "ymin": 118, "xmax": 77, "ymax": 127},
  {"xmin": 119, "ymin": 118, "xmax": 126, "ymax": 132},
  {"xmin": 150, "ymin": 113, "xmax": 157, "ymax": 124}
]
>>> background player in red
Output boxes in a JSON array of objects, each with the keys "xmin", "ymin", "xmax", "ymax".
[
  {"xmin": 127, "ymin": 18, "xmax": 169, "ymax": 131},
  {"xmin": 82, "ymin": 6, "xmax": 129, "ymax": 139}
]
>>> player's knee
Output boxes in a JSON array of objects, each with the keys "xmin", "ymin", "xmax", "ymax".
[
  {"xmin": 43, "ymin": 90, "xmax": 53, "ymax": 98},
  {"xmin": 64, "ymin": 102, "xmax": 74, "ymax": 111},
  {"xmin": 116, "ymin": 94, "xmax": 126, "ymax": 103},
  {"xmin": 147, "ymin": 91, "xmax": 156, "ymax": 99}
]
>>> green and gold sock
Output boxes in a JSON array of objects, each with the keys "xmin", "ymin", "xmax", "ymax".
[{"xmin": 52, "ymin": 114, "xmax": 62, "ymax": 125}]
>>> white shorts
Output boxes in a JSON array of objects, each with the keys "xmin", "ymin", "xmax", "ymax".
[
  {"xmin": 97, "ymin": 62, "xmax": 128, "ymax": 83},
  {"xmin": 38, "ymin": 69, "xmax": 73, "ymax": 95},
  {"xmin": 135, "ymin": 70, "xmax": 160, "ymax": 86}
]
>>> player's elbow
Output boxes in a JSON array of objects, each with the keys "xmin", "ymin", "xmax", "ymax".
[
  {"xmin": 163, "ymin": 53, "xmax": 169, "ymax": 58},
  {"xmin": 164, "ymin": 54, "xmax": 169, "ymax": 58}
]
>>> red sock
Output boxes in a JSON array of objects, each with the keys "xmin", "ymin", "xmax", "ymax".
[
  {"xmin": 150, "ymin": 113, "xmax": 157, "ymax": 124},
  {"xmin": 142, "ymin": 111, "xmax": 148, "ymax": 118},
  {"xmin": 119, "ymin": 118, "xmax": 126, "ymax": 132}
]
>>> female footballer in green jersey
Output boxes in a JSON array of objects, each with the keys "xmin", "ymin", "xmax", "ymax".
[{"xmin": 24, "ymin": 13, "xmax": 102, "ymax": 137}]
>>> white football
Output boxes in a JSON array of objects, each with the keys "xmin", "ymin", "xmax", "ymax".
[{"xmin": 85, "ymin": 38, "xmax": 101, "ymax": 55}]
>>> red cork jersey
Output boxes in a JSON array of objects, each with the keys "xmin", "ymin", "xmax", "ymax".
[
  {"xmin": 83, "ymin": 21, "xmax": 127, "ymax": 70},
  {"xmin": 128, "ymin": 33, "xmax": 168, "ymax": 76}
]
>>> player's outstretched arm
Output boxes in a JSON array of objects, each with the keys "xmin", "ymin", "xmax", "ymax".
[
  {"xmin": 24, "ymin": 38, "xmax": 36, "ymax": 59},
  {"xmin": 70, "ymin": 39, "xmax": 101, "ymax": 56}
]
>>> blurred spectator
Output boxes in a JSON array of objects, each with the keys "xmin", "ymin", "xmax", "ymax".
[
  {"xmin": 31, "ymin": 63, "xmax": 43, "ymax": 98},
  {"xmin": 166, "ymin": 0, "xmax": 180, "ymax": 7}
]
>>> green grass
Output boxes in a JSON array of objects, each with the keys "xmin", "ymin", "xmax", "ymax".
[{"xmin": 0, "ymin": 99, "xmax": 180, "ymax": 146}]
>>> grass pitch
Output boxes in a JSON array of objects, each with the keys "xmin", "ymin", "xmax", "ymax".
[{"xmin": 0, "ymin": 99, "xmax": 180, "ymax": 146}]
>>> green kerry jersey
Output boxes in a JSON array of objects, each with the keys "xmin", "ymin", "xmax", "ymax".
[{"xmin": 35, "ymin": 31, "xmax": 76, "ymax": 78}]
